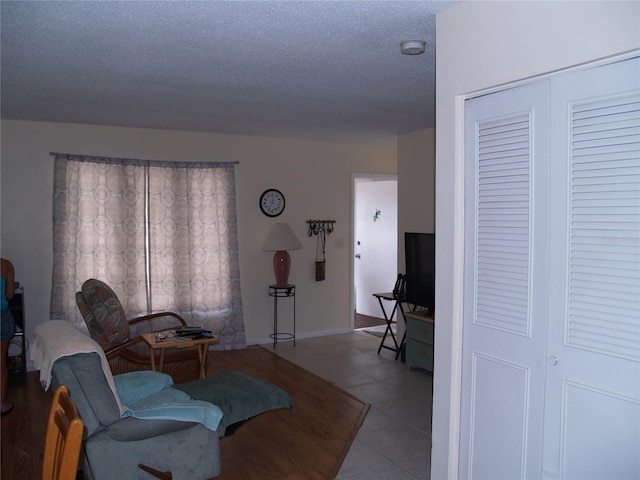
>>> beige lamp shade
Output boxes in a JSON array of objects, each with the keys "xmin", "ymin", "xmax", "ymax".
[
  {"xmin": 262, "ymin": 223, "xmax": 302, "ymax": 286},
  {"xmin": 262, "ymin": 223, "xmax": 303, "ymax": 251}
]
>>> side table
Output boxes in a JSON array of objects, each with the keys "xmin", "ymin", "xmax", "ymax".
[
  {"xmin": 372, "ymin": 292, "xmax": 408, "ymax": 360},
  {"xmin": 269, "ymin": 284, "xmax": 295, "ymax": 348},
  {"xmin": 141, "ymin": 332, "xmax": 219, "ymax": 379}
]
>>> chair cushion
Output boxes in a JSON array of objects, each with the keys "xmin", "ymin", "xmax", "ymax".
[
  {"xmin": 76, "ymin": 291, "xmax": 111, "ymax": 350},
  {"xmin": 114, "ymin": 370, "xmax": 175, "ymax": 405},
  {"xmin": 52, "ymin": 353, "xmax": 123, "ymax": 437},
  {"xmin": 80, "ymin": 279, "xmax": 130, "ymax": 348}
]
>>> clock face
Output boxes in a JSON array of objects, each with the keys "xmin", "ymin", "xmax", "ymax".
[{"xmin": 259, "ymin": 189, "xmax": 285, "ymax": 217}]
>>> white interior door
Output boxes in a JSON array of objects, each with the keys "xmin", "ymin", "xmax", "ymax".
[
  {"xmin": 542, "ymin": 57, "xmax": 640, "ymax": 480},
  {"xmin": 354, "ymin": 178, "xmax": 397, "ymax": 318}
]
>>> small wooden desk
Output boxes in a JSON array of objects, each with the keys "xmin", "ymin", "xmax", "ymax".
[{"xmin": 141, "ymin": 332, "xmax": 219, "ymax": 379}]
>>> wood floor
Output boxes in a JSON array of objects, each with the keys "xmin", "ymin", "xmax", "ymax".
[
  {"xmin": 353, "ymin": 311, "xmax": 386, "ymax": 329},
  {"xmin": 1, "ymin": 345, "xmax": 369, "ymax": 480},
  {"xmin": 1, "ymin": 370, "xmax": 51, "ymax": 478}
]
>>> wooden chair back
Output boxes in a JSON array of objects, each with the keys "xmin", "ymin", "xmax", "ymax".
[{"xmin": 42, "ymin": 385, "xmax": 84, "ymax": 480}]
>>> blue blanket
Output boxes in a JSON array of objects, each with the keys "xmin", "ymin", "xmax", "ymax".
[
  {"xmin": 175, "ymin": 370, "xmax": 293, "ymax": 431},
  {"xmin": 125, "ymin": 388, "xmax": 223, "ymax": 432},
  {"xmin": 114, "ymin": 369, "xmax": 292, "ymax": 434},
  {"xmin": 114, "ymin": 370, "xmax": 223, "ymax": 432}
]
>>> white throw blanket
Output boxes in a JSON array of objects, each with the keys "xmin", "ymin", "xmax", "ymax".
[{"xmin": 30, "ymin": 320, "xmax": 129, "ymax": 416}]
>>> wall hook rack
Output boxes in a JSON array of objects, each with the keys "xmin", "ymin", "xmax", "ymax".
[{"xmin": 306, "ymin": 220, "xmax": 336, "ymax": 236}]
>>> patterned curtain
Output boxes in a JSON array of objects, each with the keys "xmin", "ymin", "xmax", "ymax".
[{"xmin": 50, "ymin": 153, "xmax": 245, "ymax": 349}]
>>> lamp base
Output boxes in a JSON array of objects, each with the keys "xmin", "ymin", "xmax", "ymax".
[{"xmin": 273, "ymin": 250, "xmax": 291, "ymax": 286}]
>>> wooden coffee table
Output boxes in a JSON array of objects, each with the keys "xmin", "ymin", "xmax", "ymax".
[{"xmin": 141, "ymin": 332, "xmax": 220, "ymax": 379}]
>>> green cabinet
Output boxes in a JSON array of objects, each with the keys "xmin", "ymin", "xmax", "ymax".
[{"xmin": 405, "ymin": 311, "xmax": 434, "ymax": 372}]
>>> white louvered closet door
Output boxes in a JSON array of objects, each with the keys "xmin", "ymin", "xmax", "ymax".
[
  {"xmin": 461, "ymin": 81, "xmax": 550, "ymax": 479},
  {"xmin": 543, "ymin": 57, "xmax": 640, "ymax": 479},
  {"xmin": 462, "ymin": 57, "xmax": 640, "ymax": 480}
]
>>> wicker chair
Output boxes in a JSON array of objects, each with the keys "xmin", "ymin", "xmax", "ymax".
[{"xmin": 76, "ymin": 279, "xmax": 200, "ymax": 383}]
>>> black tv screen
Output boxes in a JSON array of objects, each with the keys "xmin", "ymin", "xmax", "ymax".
[{"xmin": 405, "ymin": 232, "xmax": 435, "ymax": 313}]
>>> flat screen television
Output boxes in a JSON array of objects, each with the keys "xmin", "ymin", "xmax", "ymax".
[{"xmin": 404, "ymin": 232, "xmax": 435, "ymax": 314}]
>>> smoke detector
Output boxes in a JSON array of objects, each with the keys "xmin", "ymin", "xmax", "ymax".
[{"xmin": 400, "ymin": 40, "xmax": 426, "ymax": 55}]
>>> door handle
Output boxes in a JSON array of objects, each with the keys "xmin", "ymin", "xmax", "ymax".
[
  {"xmin": 548, "ymin": 356, "xmax": 558, "ymax": 366},
  {"xmin": 355, "ymin": 254, "xmax": 361, "ymax": 259}
]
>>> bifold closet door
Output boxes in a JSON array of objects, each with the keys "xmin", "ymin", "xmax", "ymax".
[
  {"xmin": 461, "ymin": 57, "xmax": 640, "ymax": 479},
  {"xmin": 542, "ymin": 57, "xmax": 639, "ymax": 480},
  {"xmin": 461, "ymin": 80, "xmax": 550, "ymax": 479}
]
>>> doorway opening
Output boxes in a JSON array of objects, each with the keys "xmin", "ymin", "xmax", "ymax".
[{"xmin": 351, "ymin": 173, "xmax": 398, "ymax": 331}]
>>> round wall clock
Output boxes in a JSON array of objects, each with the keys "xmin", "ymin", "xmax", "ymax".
[{"xmin": 259, "ymin": 188, "xmax": 286, "ymax": 217}]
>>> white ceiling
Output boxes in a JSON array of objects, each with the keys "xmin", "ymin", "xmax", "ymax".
[{"xmin": 1, "ymin": 1, "xmax": 457, "ymax": 147}]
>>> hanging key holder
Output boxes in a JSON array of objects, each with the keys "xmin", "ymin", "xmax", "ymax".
[
  {"xmin": 306, "ymin": 220, "xmax": 336, "ymax": 282},
  {"xmin": 315, "ymin": 226, "xmax": 326, "ymax": 281}
]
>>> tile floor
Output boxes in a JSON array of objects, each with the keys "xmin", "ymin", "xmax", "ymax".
[{"xmin": 268, "ymin": 330, "xmax": 433, "ymax": 480}]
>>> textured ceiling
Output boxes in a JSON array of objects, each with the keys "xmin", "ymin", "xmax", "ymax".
[{"xmin": 1, "ymin": 1, "xmax": 457, "ymax": 146}]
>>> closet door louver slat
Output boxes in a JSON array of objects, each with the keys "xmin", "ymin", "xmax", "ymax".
[
  {"xmin": 567, "ymin": 92, "xmax": 640, "ymax": 361},
  {"xmin": 475, "ymin": 113, "xmax": 532, "ymax": 336}
]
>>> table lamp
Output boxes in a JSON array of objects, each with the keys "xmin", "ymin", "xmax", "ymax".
[{"xmin": 262, "ymin": 223, "xmax": 303, "ymax": 286}]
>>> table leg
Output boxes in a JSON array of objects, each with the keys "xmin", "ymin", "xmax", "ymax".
[
  {"xmin": 158, "ymin": 348, "xmax": 166, "ymax": 373},
  {"xmin": 149, "ymin": 346, "xmax": 157, "ymax": 371},
  {"xmin": 197, "ymin": 344, "xmax": 208, "ymax": 378},
  {"xmin": 395, "ymin": 301, "xmax": 407, "ymax": 360},
  {"xmin": 376, "ymin": 296, "xmax": 400, "ymax": 354},
  {"xmin": 273, "ymin": 293, "xmax": 278, "ymax": 349}
]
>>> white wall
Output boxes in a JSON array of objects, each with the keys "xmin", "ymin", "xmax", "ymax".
[
  {"xmin": 397, "ymin": 128, "xmax": 435, "ymax": 268},
  {"xmin": 396, "ymin": 128, "xmax": 435, "ymax": 343},
  {"xmin": 434, "ymin": 1, "xmax": 640, "ymax": 478},
  {"xmin": 0, "ymin": 120, "xmax": 396, "ymax": 354}
]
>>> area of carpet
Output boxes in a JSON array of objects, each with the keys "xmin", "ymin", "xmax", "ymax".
[{"xmin": 206, "ymin": 345, "xmax": 370, "ymax": 480}]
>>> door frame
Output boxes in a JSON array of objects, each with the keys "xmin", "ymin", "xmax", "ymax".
[{"xmin": 350, "ymin": 172, "xmax": 398, "ymax": 330}]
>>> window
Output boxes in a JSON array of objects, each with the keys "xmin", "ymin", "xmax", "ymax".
[{"xmin": 50, "ymin": 153, "xmax": 245, "ymax": 349}]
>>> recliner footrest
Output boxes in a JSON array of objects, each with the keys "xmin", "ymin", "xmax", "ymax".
[{"xmin": 174, "ymin": 371, "xmax": 293, "ymax": 436}]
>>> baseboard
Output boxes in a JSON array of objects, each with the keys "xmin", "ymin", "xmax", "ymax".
[{"xmin": 246, "ymin": 327, "xmax": 351, "ymax": 346}]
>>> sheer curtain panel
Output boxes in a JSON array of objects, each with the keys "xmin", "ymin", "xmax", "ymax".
[{"xmin": 50, "ymin": 153, "xmax": 245, "ymax": 349}]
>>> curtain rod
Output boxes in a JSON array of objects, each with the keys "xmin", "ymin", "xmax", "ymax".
[{"xmin": 49, "ymin": 151, "xmax": 239, "ymax": 165}]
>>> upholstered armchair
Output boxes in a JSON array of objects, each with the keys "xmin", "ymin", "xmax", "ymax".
[
  {"xmin": 31, "ymin": 320, "xmax": 292, "ymax": 480},
  {"xmin": 76, "ymin": 279, "xmax": 200, "ymax": 383},
  {"xmin": 32, "ymin": 320, "xmax": 222, "ymax": 480}
]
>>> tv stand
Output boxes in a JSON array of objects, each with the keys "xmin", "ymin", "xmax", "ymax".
[{"xmin": 404, "ymin": 310, "xmax": 434, "ymax": 372}]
